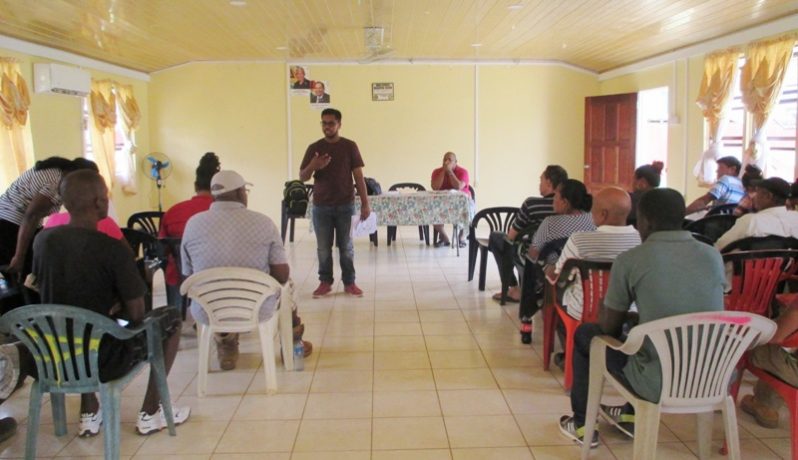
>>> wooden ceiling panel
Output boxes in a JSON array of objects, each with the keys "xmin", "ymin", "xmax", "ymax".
[{"xmin": 0, "ymin": 0, "xmax": 794, "ymax": 73}]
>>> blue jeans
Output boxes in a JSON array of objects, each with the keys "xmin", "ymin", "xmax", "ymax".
[{"xmin": 312, "ymin": 203, "xmax": 356, "ymax": 285}]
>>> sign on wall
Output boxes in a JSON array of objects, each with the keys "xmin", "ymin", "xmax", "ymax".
[{"xmin": 372, "ymin": 82, "xmax": 394, "ymax": 101}]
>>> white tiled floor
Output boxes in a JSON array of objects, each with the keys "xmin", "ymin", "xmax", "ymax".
[{"xmin": 0, "ymin": 223, "xmax": 792, "ymax": 458}]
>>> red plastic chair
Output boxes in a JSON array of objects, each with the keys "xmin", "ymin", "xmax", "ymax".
[{"xmin": 542, "ymin": 258, "xmax": 613, "ymax": 391}]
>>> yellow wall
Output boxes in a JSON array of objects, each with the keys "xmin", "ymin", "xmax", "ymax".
[
  {"xmin": 0, "ymin": 46, "xmax": 151, "ymax": 222},
  {"xmin": 150, "ymin": 62, "xmax": 598, "ymax": 219}
]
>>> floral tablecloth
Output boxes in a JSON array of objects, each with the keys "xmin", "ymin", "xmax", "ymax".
[{"xmin": 306, "ymin": 190, "xmax": 475, "ymax": 234}]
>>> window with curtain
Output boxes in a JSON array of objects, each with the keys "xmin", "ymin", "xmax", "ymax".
[
  {"xmin": 82, "ymin": 82, "xmax": 139, "ymax": 194},
  {"xmin": 0, "ymin": 58, "xmax": 34, "ymax": 190},
  {"xmin": 717, "ymin": 44, "xmax": 797, "ymax": 179}
]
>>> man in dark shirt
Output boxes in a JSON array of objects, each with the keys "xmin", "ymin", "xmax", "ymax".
[
  {"xmin": 489, "ymin": 165, "xmax": 567, "ymax": 303},
  {"xmin": 32, "ymin": 170, "xmax": 189, "ymax": 437},
  {"xmin": 300, "ymin": 108, "xmax": 370, "ymax": 298}
]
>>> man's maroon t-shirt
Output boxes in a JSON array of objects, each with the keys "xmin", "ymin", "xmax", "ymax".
[{"xmin": 301, "ymin": 137, "xmax": 365, "ymax": 206}]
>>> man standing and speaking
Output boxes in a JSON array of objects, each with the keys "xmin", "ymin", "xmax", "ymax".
[{"xmin": 300, "ymin": 108, "xmax": 370, "ymax": 298}]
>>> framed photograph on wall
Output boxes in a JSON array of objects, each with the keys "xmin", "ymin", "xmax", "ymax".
[{"xmin": 372, "ymin": 82, "xmax": 394, "ymax": 101}]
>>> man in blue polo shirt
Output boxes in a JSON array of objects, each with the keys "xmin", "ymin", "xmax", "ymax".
[{"xmin": 685, "ymin": 156, "xmax": 745, "ymax": 215}]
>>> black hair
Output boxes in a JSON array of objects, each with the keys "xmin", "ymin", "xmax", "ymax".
[
  {"xmin": 634, "ymin": 161, "xmax": 664, "ymax": 187},
  {"xmin": 716, "ymin": 156, "xmax": 742, "ymax": 175},
  {"xmin": 558, "ymin": 179, "xmax": 592, "ymax": 212},
  {"xmin": 34, "ymin": 156, "xmax": 98, "ymax": 173},
  {"xmin": 638, "ymin": 188, "xmax": 685, "ymax": 231},
  {"xmin": 195, "ymin": 152, "xmax": 221, "ymax": 191},
  {"xmin": 321, "ymin": 108, "xmax": 342, "ymax": 121},
  {"xmin": 543, "ymin": 165, "xmax": 568, "ymax": 189},
  {"xmin": 741, "ymin": 164, "xmax": 763, "ymax": 189}
]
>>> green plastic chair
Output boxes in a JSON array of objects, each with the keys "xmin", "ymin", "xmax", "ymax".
[{"xmin": 0, "ymin": 304, "xmax": 177, "ymax": 460}]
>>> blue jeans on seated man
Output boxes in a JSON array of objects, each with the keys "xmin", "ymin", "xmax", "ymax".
[
  {"xmin": 571, "ymin": 322, "xmax": 634, "ymax": 426},
  {"xmin": 312, "ymin": 203, "xmax": 356, "ymax": 285}
]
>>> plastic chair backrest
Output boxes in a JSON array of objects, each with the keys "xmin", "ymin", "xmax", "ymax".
[
  {"xmin": 558, "ymin": 259, "xmax": 613, "ymax": 323},
  {"xmin": 706, "ymin": 203, "xmax": 738, "ymax": 216},
  {"xmin": 722, "ymin": 250, "xmax": 798, "ymax": 316},
  {"xmin": 389, "ymin": 182, "xmax": 426, "ymax": 192},
  {"xmin": 538, "ymin": 237, "xmax": 569, "ymax": 263},
  {"xmin": 180, "ymin": 267, "xmax": 282, "ymax": 330},
  {"xmin": 720, "ymin": 236, "xmax": 798, "ymax": 253},
  {"xmin": 467, "ymin": 185, "xmax": 476, "ymax": 201},
  {"xmin": 127, "ymin": 211, "xmax": 163, "ymax": 237},
  {"xmin": 122, "ymin": 227, "xmax": 161, "ymax": 260},
  {"xmin": 683, "ymin": 215, "xmax": 738, "ymax": 243},
  {"xmin": 0, "ymin": 305, "xmax": 138, "ymax": 392},
  {"xmin": 160, "ymin": 237, "xmax": 182, "ymax": 274},
  {"xmin": 469, "ymin": 207, "xmax": 518, "ymax": 238},
  {"xmin": 624, "ymin": 311, "xmax": 775, "ymax": 408}
]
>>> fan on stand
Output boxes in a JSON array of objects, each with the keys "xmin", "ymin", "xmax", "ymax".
[{"xmin": 142, "ymin": 152, "xmax": 172, "ymax": 212}]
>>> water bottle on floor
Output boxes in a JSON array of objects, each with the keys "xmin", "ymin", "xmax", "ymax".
[{"xmin": 293, "ymin": 340, "xmax": 304, "ymax": 371}]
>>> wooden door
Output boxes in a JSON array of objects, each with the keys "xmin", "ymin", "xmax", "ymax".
[{"xmin": 584, "ymin": 93, "xmax": 637, "ymax": 193}]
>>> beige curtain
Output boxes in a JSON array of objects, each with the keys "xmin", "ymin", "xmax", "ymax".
[
  {"xmin": 88, "ymin": 79, "xmax": 117, "ymax": 189},
  {"xmin": 739, "ymin": 35, "xmax": 796, "ymax": 174},
  {"xmin": 0, "ymin": 58, "xmax": 33, "ymax": 189},
  {"xmin": 115, "ymin": 83, "xmax": 140, "ymax": 194},
  {"xmin": 693, "ymin": 49, "xmax": 739, "ymax": 186}
]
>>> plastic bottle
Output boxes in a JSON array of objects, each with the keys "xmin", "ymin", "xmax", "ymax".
[{"xmin": 293, "ymin": 340, "xmax": 304, "ymax": 371}]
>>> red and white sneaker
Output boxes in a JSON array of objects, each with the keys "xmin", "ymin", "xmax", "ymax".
[
  {"xmin": 344, "ymin": 283, "xmax": 363, "ymax": 297},
  {"xmin": 312, "ymin": 282, "xmax": 333, "ymax": 298}
]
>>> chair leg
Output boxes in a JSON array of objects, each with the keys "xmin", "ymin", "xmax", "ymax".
[
  {"xmin": 542, "ymin": 305, "xmax": 555, "ymax": 371},
  {"xmin": 563, "ymin": 323, "xmax": 576, "ymax": 391},
  {"xmin": 468, "ymin": 239, "xmax": 477, "ymax": 281},
  {"xmin": 721, "ymin": 396, "xmax": 741, "ymax": 460},
  {"xmin": 280, "ymin": 205, "xmax": 288, "ymax": 243},
  {"xmin": 259, "ymin": 321, "xmax": 278, "ymax": 395},
  {"xmin": 197, "ymin": 324, "xmax": 212, "ymax": 397},
  {"xmin": 418, "ymin": 225, "xmax": 424, "ymax": 242},
  {"xmin": 50, "ymin": 393, "xmax": 67, "ymax": 436},
  {"xmin": 279, "ymin": 299, "xmax": 294, "ymax": 371},
  {"xmin": 633, "ymin": 401, "xmax": 661, "ymax": 459},
  {"xmin": 289, "ymin": 217, "xmax": 296, "ymax": 243},
  {"xmin": 387, "ymin": 226, "xmax": 395, "ymax": 246},
  {"xmin": 478, "ymin": 247, "xmax": 489, "ymax": 291},
  {"xmin": 696, "ymin": 411, "xmax": 714, "ymax": 459},
  {"xmin": 100, "ymin": 386, "xmax": 122, "ymax": 460},
  {"xmin": 423, "ymin": 226, "xmax": 430, "ymax": 246},
  {"xmin": 25, "ymin": 383, "xmax": 43, "ymax": 459},
  {"xmin": 581, "ymin": 350, "xmax": 605, "ymax": 460}
]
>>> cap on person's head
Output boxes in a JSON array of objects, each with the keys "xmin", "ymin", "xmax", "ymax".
[
  {"xmin": 752, "ymin": 177, "xmax": 791, "ymax": 199},
  {"xmin": 210, "ymin": 170, "xmax": 252, "ymax": 196}
]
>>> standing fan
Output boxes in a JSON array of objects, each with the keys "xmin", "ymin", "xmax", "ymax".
[{"xmin": 142, "ymin": 152, "xmax": 172, "ymax": 212}]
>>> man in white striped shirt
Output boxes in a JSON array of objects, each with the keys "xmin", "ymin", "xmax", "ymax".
[{"xmin": 549, "ymin": 187, "xmax": 641, "ymax": 320}]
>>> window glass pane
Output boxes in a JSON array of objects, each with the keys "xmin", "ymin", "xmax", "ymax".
[{"xmin": 719, "ymin": 58, "xmax": 746, "ymax": 160}]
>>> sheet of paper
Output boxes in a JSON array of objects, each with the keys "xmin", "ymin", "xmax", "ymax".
[{"xmin": 351, "ymin": 212, "xmax": 378, "ymax": 237}]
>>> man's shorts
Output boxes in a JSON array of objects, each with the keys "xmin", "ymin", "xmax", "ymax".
[{"xmin": 99, "ymin": 305, "xmax": 182, "ymax": 382}]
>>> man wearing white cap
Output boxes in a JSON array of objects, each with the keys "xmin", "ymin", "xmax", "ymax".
[{"xmin": 181, "ymin": 170, "xmax": 312, "ymax": 370}]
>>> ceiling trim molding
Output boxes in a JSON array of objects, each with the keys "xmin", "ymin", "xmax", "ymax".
[
  {"xmin": 155, "ymin": 58, "xmax": 597, "ymax": 76},
  {"xmin": 599, "ymin": 14, "xmax": 798, "ymax": 81},
  {"xmin": 0, "ymin": 35, "xmax": 150, "ymax": 81}
]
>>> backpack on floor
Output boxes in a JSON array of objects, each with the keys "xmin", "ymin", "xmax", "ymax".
[
  {"xmin": 365, "ymin": 177, "xmax": 382, "ymax": 196},
  {"xmin": 283, "ymin": 180, "xmax": 309, "ymax": 215}
]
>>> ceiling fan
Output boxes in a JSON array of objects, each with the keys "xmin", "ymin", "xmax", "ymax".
[{"xmin": 359, "ymin": 26, "xmax": 395, "ymax": 64}]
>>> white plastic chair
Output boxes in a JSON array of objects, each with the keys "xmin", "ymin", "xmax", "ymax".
[
  {"xmin": 581, "ymin": 311, "xmax": 776, "ymax": 460},
  {"xmin": 180, "ymin": 267, "xmax": 294, "ymax": 396}
]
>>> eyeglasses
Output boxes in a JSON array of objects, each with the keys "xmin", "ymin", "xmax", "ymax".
[{"xmin": 320, "ymin": 121, "xmax": 337, "ymax": 127}]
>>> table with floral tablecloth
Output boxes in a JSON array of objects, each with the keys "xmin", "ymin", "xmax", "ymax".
[{"xmin": 305, "ymin": 190, "xmax": 475, "ymax": 235}]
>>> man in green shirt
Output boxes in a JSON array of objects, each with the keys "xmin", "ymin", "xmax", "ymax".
[{"xmin": 559, "ymin": 188, "xmax": 726, "ymax": 448}]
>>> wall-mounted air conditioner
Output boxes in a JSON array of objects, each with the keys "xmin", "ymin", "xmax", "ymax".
[{"xmin": 33, "ymin": 63, "xmax": 91, "ymax": 97}]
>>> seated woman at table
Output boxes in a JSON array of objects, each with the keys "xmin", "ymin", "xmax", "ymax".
[{"xmin": 430, "ymin": 151, "xmax": 469, "ymax": 248}]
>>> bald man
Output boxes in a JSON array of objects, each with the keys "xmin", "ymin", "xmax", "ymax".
[
  {"xmin": 32, "ymin": 170, "xmax": 189, "ymax": 437},
  {"xmin": 549, "ymin": 187, "xmax": 642, "ymax": 321}
]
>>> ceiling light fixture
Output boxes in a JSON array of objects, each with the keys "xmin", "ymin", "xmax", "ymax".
[
  {"xmin": 507, "ymin": 3, "xmax": 523, "ymax": 10},
  {"xmin": 471, "ymin": 43, "xmax": 482, "ymax": 47},
  {"xmin": 229, "ymin": 0, "xmax": 247, "ymax": 6},
  {"xmin": 276, "ymin": 46, "xmax": 288, "ymax": 50}
]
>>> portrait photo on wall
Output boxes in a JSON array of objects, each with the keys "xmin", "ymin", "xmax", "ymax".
[
  {"xmin": 309, "ymin": 80, "xmax": 331, "ymax": 106},
  {"xmin": 290, "ymin": 65, "xmax": 312, "ymax": 92}
]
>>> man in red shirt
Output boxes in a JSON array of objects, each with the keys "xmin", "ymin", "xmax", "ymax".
[
  {"xmin": 431, "ymin": 151, "xmax": 470, "ymax": 247},
  {"xmin": 159, "ymin": 152, "xmax": 220, "ymax": 307}
]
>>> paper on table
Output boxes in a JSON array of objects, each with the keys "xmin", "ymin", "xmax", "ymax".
[{"xmin": 351, "ymin": 212, "xmax": 378, "ymax": 237}]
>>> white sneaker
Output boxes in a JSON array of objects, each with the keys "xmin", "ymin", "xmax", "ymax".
[
  {"xmin": 79, "ymin": 410, "xmax": 102, "ymax": 437},
  {"xmin": 136, "ymin": 404, "xmax": 191, "ymax": 435}
]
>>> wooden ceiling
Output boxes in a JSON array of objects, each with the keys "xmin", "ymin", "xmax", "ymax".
[{"xmin": 0, "ymin": 0, "xmax": 796, "ymax": 74}]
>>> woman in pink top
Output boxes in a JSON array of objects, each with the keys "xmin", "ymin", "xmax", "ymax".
[
  {"xmin": 44, "ymin": 212, "xmax": 124, "ymax": 240},
  {"xmin": 430, "ymin": 151, "xmax": 469, "ymax": 247}
]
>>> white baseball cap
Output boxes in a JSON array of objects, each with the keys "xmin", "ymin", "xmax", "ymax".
[{"xmin": 210, "ymin": 170, "xmax": 253, "ymax": 196}]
